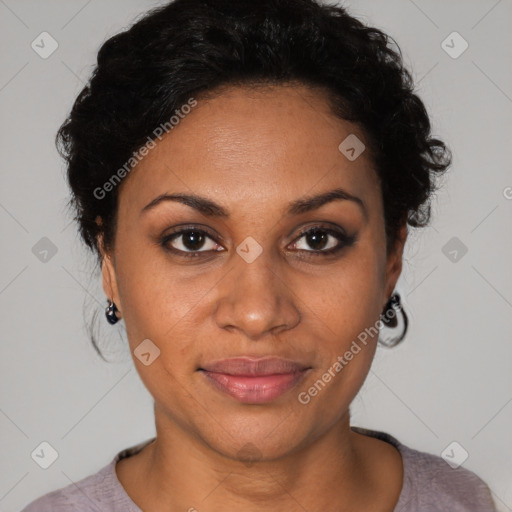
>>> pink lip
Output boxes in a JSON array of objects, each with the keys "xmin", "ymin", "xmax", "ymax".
[{"xmin": 198, "ymin": 357, "xmax": 311, "ymax": 404}]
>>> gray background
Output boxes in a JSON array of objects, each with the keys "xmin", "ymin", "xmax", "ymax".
[{"xmin": 1, "ymin": 0, "xmax": 511, "ymax": 510}]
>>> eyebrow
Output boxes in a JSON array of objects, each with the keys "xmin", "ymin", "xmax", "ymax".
[{"xmin": 140, "ymin": 187, "xmax": 368, "ymax": 220}]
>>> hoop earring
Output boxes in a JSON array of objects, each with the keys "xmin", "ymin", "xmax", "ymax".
[
  {"xmin": 105, "ymin": 299, "xmax": 120, "ymax": 325},
  {"xmin": 378, "ymin": 292, "xmax": 408, "ymax": 347}
]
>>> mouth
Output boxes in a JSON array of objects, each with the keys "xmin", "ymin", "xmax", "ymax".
[{"xmin": 198, "ymin": 356, "xmax": 312, "ymax": 404}]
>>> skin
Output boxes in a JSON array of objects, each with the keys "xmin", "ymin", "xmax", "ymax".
[{"xmin": 99, "ymin": 84, "xmax": 407, "ymax": 511}]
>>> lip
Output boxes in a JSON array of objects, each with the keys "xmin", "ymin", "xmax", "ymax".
[
  {"xmin": 198, "ymin": 357, "xmax": 312, "ymax": 404},
  {"xmin": 200, "ymin": 356, "xmax": 309, "ymax": 375}
]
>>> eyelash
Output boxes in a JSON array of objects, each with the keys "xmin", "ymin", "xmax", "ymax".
[{"xmin": 160, "ymin": 225, "xmax": 356, "ymax": 259}]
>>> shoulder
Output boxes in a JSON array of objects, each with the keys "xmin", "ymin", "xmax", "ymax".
[
  {"xmin": 20, "ymin": 462, "xmax": 113, "ymax": 512},
  {"xmin": 21, "ymin": 438, "xmax": 154, "ymax": 512},
  {"xmin": 351, "ymin": 427, "xmax": 496, "ymax": 512},
  {"xmin": 398, "ymin": 442, "xmax": 496, "ymax": 511}
]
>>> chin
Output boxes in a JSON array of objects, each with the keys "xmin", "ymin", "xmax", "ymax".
[{"xmin": 198, "ymin": 412, "xmax": 313, "ymax": 463}]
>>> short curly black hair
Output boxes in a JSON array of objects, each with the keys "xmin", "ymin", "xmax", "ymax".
[
  {"xmin": 56, "ymin": 0, "xmax": 451, "ymax": 263},
  {"xmin": 57, "ymin": 0, "xmax": 452, "ymax": 353}
]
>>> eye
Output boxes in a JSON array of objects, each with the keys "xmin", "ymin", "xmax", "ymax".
[
  {"xmin": 289, "ymin": 226, "xmax": 355, "ymax": 255},
  {"xmin": 161, "ymin": 228, "xmax": 224, "ymax": 257},
  {"xmin": 160, "ymin": 224, "xmax": 355, "ymax": 259}
]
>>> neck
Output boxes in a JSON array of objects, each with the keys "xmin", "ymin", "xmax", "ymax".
[{"xmin": 133, "ymin": 406, "xmax": 380, "ymax": 511}]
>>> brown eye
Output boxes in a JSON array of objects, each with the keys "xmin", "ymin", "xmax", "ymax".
[
  {"xmin": 290, "ymin": 226, "xmax": 355, "ymax": 255},
  {"xmin": 176, "ymin": 230, "xmax": 207, "ymax": 251},
  {"xmin": 161, "ymin": 228, "xmax": 224, "ymax": 257},
  {"xmin": 301, "ymin": 229, "xmax": 331, "ymax": 251}
]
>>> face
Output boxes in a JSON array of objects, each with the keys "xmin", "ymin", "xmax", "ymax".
[{"xmin": 100, "ymin": 84, "xmax": 406, "ymax": 461}]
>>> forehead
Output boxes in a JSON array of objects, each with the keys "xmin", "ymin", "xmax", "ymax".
[{"xmin": 118, "ymin": 84, "xmax": 379, "ymax": 216}]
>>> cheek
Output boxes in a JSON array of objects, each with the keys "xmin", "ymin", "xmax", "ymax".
[
  {"xmin": 114, "ymin": 255, "xmax": 209, "ymax": 414},
  {"xmin": 295, "ymin": 245, "xmax": 385, "ymax": 404},
  {"xmin": 113, "ymin": 241, "xmax": 197, "ymax": 351},
  {"xmin": 312, "ymin": 246, "xmax": 386, "ymax": 342}
]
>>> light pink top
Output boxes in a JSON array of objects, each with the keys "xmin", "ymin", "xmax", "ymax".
[{"xmin": 21, "ymin": 427, "xmax": 496, "ymax": 511}]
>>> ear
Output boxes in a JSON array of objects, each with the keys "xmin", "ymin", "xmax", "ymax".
[
  {"xmin": 97, "ymin": 225, "xmax": 122, "ymax": 317},
  {"xmin": 383, "ymin": 220, "xmax": 408, "ymax": 307}
]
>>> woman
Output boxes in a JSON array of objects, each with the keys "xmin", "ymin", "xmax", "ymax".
[{"xmin": 22, "ymin": 0, "xmax": 496, "ymax": 510}]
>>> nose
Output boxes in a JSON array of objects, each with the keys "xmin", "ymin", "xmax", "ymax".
[{"xmin": 213, "ymin": 251, "xmax": 301, "ymax": 341}]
